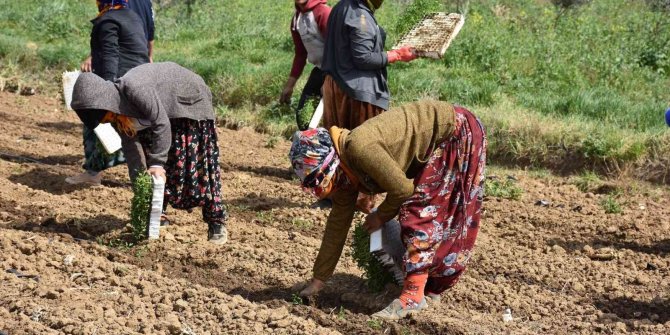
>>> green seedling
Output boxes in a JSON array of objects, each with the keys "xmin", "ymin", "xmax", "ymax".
[
  {"xmin": 601, "ymin": 195, "xmax": 622, "ymax": 214},
  {"xmin": 255, "ymin": 211, "xmax": 274, "ymax": 224},
  {"xmin": 130, "ymin": 172, "xmax": 152, "ymax": 242},
  {"xmin": 265, "ymin": 135, "xmax": 279, "ymax": 149},
  {"xmin": 367, "ymin": 319, "xmax": 383, "ymax": 330},
  {"xmin": 351, "ymin": 224, "xmax": 396, "ymax": 292},
  {"xmin": 337, "ymin": 306, "xmax": 346, "ymax": 320},
  {"xmin": 291, "ymin": 293, "xmax": 304, "ymax": 305},
  {"xmin": 485, "ymin": 179, "xmax": 523, "ymax": 200},
  {"xmin": 291, "ymin": 218, "xmax": 312, "ymax": 230}
]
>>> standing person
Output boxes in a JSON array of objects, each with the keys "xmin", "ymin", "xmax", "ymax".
[
  {"xmin": 320, "ymin": 0, "xmax": 416, "ymax": 211},
  {"xmin": 279, "ymin": 0, "xmax": 331, "ymax": 130},
  {"xmin": 320, "ymin": 0, "xmax": 417, "ymax": 130},
  {"xmin": 288, "ymin": 100, "xmax": 487, "ymax": 319},
  {"xmin": 71, "ymin": 62, "xmax": 228, "ymax": 244},
  {"xmin": 81, "ymin": 0, "xmax": 156, "ymax": 71},
  {"xmin": 67, "ymin": 0, "xmax": 150, "ymax": 186},
  {"xmin": 128, "ymin": 0, "xmax": 156, "ymax": 62}
]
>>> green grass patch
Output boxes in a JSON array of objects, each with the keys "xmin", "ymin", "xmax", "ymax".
[
  {"xmin": 485, "ymin": 178, "xmax": 523, "ymax": 200},
  {"xmin": 601, "ymin": 195, "xmax": 623, "ymax": 214},
  {"xmin": 2, "ymin": 0, "xmax": 669, "ymax": 181},
  {"xmin": 291, "ymin": 218, "xmax": 312, "ymax": 230},
  {"xmin": 572, "ymin": 171, "xmax": 602, "ymax": 193}
]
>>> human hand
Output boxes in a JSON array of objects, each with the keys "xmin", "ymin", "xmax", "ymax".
[
  {"xmin": 80, "ymin": 56, "xmax": 92, "ymax": 72},
  {"xmin": 148, "ymin": 166, "xmax": 166, "ymax": 181},
  {"xmin": 280, "ymin": 86, "xmax": 294, "ymax": 104},
  {"xmin": 387, "ymin": 46, "xmax": 417, "ymax": 63},
  {"xmin": 280, "ymin": 77, "xmax": 298, "ymax": 104},
  {"xmin": 355, "ymin": 193, "xmax": 375, "ymax": 214},
  {"xmin": 299, "ymin": 278, "xmax": 325, "ymax": 297},
  {"xmin": 363, "ymin": 211, "xmax": 385, "ymax": 234}
]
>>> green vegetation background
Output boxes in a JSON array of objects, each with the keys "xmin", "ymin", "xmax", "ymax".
[{"xmin": 1, "ymin": 0, "xmax": 669, "ymax": 177}]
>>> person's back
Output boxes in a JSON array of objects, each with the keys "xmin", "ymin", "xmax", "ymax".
[
  {"xmin": 90, "ymin": 8, "xmax": 149, "ymax": 81},
  {"xmin": 321, "ymin": 0, "xmax": 389, "ymax": 110},
  {"xmin": 128, "ymin": 0, "xmax": 155, "ymax": 60}
]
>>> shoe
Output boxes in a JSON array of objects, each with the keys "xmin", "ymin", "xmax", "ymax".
[
  {"xmin": 372, "ymin": 298, "xmax": 427, "ymax": 320},
  {"xmin": 310, "ymin": 198, "xmax": 332, "ymax": 209},
  {"xmin": 207, "ymin": 223, "xmax": 228, "ymax": 245},
  {"xmin": 65, "ymin": 171, "xmax": 102, "ymax": 186},
  {"xmin": 425, "ymin": 292, "xmax": 441, "ymax": 305}
]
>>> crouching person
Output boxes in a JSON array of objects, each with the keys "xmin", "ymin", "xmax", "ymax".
[
  {"xmin": 288, "ymin": 100, "xmax": 487, "ymax": 319},
  {"xmin": 71, "ymin": 62, "xmax": 228, "ymax": 244}
]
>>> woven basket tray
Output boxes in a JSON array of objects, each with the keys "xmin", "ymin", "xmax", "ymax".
[{"xmin": 393, "ymin": 12, "xmax": 465, "ymax": 59}]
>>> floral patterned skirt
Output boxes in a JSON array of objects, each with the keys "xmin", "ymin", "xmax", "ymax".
[
  {"xmin": 163, "ymin": 119, "xmax": 227, "ymax": 224},
  {"xmin": 398, "ymin": 106, "xmax": 487, "ymax": 295}
]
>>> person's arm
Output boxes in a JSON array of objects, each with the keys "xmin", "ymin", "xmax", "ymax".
[
  {"xmin": 120, "ymin": 131, "xmax": 147, "ymax": 182},
  {"xmin": 148, "ymin": 40, "xmax": 154, "ymax": 63},
  {"xmin": 97, "ymin": 21, "xmax": 121, "ymax": 81},
  {"xmin": 349, "ymin": 141, "xmax": 415, "ymax": 223},
  {"xmin": 81, "ymin": 55, "xmax": 93, "ymax": 72},
  {"xmin": 281, "ymin": 20, "xmax": 308, "ymax": 104},
  {"xmin": 147, "ymin": 1, "xmax": 155, "ymax": 62},
  {"xmin": 124, "ymin": 84, "xmax": 171, "ymax": 167},
  {"xmin": 312, "ymin": 188, "xmax": 358, "ymax": 281},
  {"xmin": 347, "ymin": 11, "xmax": 388, "ymax": 70}
]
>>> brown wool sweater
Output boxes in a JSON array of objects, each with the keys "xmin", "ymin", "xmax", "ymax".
[{"xmin": 313, "ymin": 100, "xmax": 457, "ymax": 281}]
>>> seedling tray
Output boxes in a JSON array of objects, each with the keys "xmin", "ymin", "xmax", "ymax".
[{"xmin": 393, "ymin": 12, "xmax": 465, "ymax": 59}]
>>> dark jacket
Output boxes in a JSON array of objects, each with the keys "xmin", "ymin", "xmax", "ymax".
[
  {"xmin": 321, "ymin": 0, "xmax": 389, "ymax": 110},
  {"xmin": 128, "ymin": 0, "xmax": 155, "ymax": 42},
  {"xmin": 71, "ymin": 62, "xmax": 215, "ymax": 172},
  {"xmin": 90, "ymin": 8, "xmax": 149, "ymax": 81}
]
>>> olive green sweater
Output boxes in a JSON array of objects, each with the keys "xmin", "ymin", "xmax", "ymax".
[{"xmin": 313, "ymin": 100, "xmax": 456, "ymax": 281}]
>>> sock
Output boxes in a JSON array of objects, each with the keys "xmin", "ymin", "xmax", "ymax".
[{"xmin": 399, "ymin": 273, "xmax": 428, "ymax": 308}]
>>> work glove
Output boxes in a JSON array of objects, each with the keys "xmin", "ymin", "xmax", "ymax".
[{"xmin": 387, "ymin": 46, "xmax": 417, "ymax": 63}]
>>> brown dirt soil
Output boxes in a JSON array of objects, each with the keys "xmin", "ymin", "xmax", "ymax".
[{"xmin": 1, "ymin": 91, "xmax": 669, "ymax": 335}]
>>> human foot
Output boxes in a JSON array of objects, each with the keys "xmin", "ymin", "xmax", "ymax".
[
  {"xmin": 207, "ymin": 223, "xmax": 228, "ymax": 245},
  {"xmin": 372, "ymin": 298, "xmax": 427, "ymax": 320}
]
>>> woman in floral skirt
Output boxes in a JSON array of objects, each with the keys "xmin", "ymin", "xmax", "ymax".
[
  {"xmin": 71, "ymin": 62, "xmax": 227, "ymax": 244},
  {"xmin": 288, "ymin": 99, "xmax": 487, "ymax": 319}
]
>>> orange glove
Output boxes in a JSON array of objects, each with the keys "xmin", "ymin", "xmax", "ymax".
[{"xmin": 387, "ymin": 46, "xmax": 417, "ymax": 63}]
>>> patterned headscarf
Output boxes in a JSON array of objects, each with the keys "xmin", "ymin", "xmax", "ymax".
[
  {"xmin": 97, "ymin": 0, "xmax": 129, "ymax": 16},
  {"xmin": 289, "ymin": 128, "xmax": 341, "ymax": 199}
]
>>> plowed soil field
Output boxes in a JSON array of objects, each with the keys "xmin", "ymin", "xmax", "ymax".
[{"xmin": 1, "ymin": 92, "xmax": 669, "ymax": 335}]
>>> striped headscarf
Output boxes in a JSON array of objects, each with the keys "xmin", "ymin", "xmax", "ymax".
[
  {"xmin": 289, "ymin": 128, "xmax": 341, "ymax": 199},
  {"xmin": 97, "ymin": 0, "xmax": 129, "ymax": 16}
]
